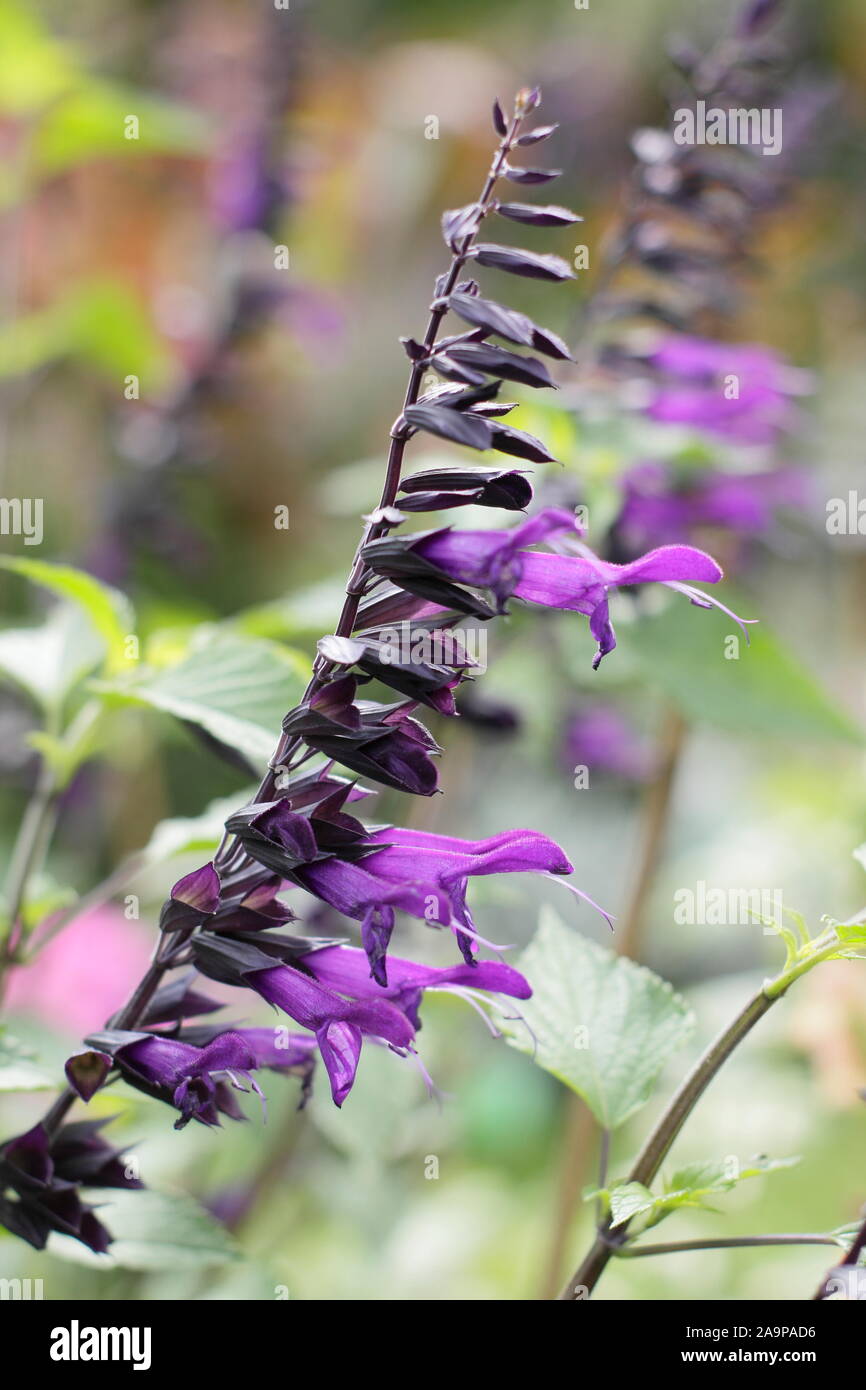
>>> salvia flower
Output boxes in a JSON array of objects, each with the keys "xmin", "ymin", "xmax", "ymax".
[
  {"xmin": 82, "ymin": 1032, "xmax": 265, "ymax": 1130},
  {"xmin": 224, "ymin": 800, "xmax": 574, "ymax": 975},
  {"xmin": 364, "ymin": 505, "xmax": 747, "ymax": 667},
  {"xmin": 298, "ymin": 943, "xmax": 531, "ymax": 1032},
  {"xmin": 187, "ymin": 932, "xmax": 532, "ymax": 1106}
]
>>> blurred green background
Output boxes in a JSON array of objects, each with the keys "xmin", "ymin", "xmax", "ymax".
[{"xmin": 0, "ymin": 0, "xmax": 865, "ymax": 1300}]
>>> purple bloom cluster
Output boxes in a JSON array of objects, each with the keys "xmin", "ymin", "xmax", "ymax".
[
  {"xmin": 0, "ymin": 87, "xmax": 750, "ymax": 1259},
  {"xmin": 59, "ymin": 89, "xmax": 742, "ymax": 1130},
  {"xmin": 0, "ymin": 1119, "xmax": 141, "ymax": 1254}
]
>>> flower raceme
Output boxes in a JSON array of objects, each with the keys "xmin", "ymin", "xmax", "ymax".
[
  {"xmin": 8, "ymin": 87, "xmax": 753, "ymax": 1259},
  {"xmin": 68, "ymin": 928, "xmax": 535, "ymax": 1111}
]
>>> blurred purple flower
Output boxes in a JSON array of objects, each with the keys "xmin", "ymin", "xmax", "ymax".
[
  {"xmin": 644, "ymin": 335, "xmax": 810, "ymax": 445},
  {"xmin": 563, "ymin": 705, "xmax": 654, "ymax": 783},
  {"xmin": 615, "ymin": 459, "xmax": 809, "ymax": 550}
]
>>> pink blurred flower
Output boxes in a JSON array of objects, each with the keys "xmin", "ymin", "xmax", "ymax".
[{"xmin": 6, "ymin": 908, "xmax": 151, "ymax": 1037}]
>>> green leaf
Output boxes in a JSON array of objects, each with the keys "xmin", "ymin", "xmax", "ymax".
[
  {"xmin": 93, "ymin": 630, "xmax": 309, "ymax": 767},
  {"xmin": 591, "ymin": 1181, "xmax": 655, "ymax": 1229},
  {"xmin": 0, "ymin": 604, "xmax": 103, "ymax": 711},
  {"xmin": 48, "ymin": 1190, "xmax": 239, "ymax": 1271},
  {"xmin": 831, "ymin": 921, "xmax": 866, "ymax": 959},
  {"xmin": 501, "ymin": 906, "xmax": 694, "ymax": 1129},
  {"xmin": 598, "ymin": 1155, "xmax": 800, "ymax": 1231},
  {"xmin": 0, "ymin": 1028, "xmax": 56, "ymax": 1092},
  {"xmin": 627, "ymin": 599, "xmax": 863, "ymax": 743},
  {"xmin": 0, "ymin": 556, "xmax": 134, "ymax": 675}
]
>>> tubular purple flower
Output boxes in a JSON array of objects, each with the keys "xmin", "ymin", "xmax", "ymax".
[
  {"xmin": 368, "ymin": 507, "xmax": 747, "ymax": 667},
  {"xmin": 248, "ymin": 964, "xmax": 415, "ymax": 1106},
  {"xmin": 296, "ymin": 824, "xmax": 574, "ymax": 969},
  {"xmin": 614, "ymin": 459, "xmax": 809, "ymax": 550},
  {"xmin": 105, "ymin": 1032, "xmax": 263, "ymax": 1129},
  {"xmin": 299, "ymin": 944, "xmax": 531, "ymax": 1030}
]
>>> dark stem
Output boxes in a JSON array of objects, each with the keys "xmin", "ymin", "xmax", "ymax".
[
  {"xmin": 813, "ymin": 1208, "xmax": 866, "ymax": 1300},
  {"xmin": 0, "ymin": 761, "xmax": 59, "ymax": 1000},
  {"xmin": 623, "ymin": 1234, "xmax": 841, "ymax": 1259},
  {"xmin": 559, "ymin": 986, "xmax": 775, "ymax": 1300}
]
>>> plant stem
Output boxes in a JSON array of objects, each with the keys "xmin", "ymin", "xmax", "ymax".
[
  {"xmin": 558, "ymin": 922, "xmax": 859, "ymax": 1301},
  {"xmin": 617, "ymin": 707, "xmax": 686, "ymax": 960},
  {"xmin": 559, "ymin": 985, "xmax": 774, "ymax": 1299},
  {"xmin": 621, "ymin": 1234, "xmax": 840, "ymax": 1259},
  {"xmin": 813, "ymin": 1208, "xmax": 866, "ymax": 1300}
]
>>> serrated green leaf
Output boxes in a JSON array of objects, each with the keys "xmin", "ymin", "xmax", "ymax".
[
  {"xmin": 93, "ymin": 630, "xmax": 309, "ymax": 767},
  {"xmin": 596, "ymin": 1181, "xmax": 655, "ymax": 1229},
  {"xmin": 501, "ymin": 906, "xmax": 694, "ymax": 1129},
  {"xmin": 47, "ymin": 1190, "xmax": 239, "ymax": 1271},
  {"xmin": 598, "ymin": 1154, "xmax": 800, "ymax": 1232},
  {"xmin": 0, "ymin": 557, "xmax": 134, "ymax": 675},
  {"xmin": 627, "ymin": 599, "xmax": 863, "ymax": 743}
]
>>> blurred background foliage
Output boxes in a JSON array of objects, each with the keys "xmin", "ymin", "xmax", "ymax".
[{"xmin": 0, "ymin": 0, "xmax": 865, "ymax": 1300}]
